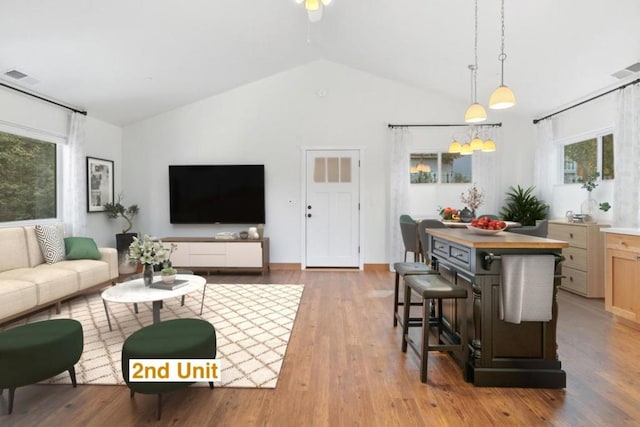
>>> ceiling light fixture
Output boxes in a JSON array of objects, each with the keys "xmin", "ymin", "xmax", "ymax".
[
  {"xmin": 489, "ymin": 0, "xmax": 516, "ymax": 109},
  {"xmin": 464, "ymin": 0, "xmax": 487, "ymax": 123},
  {"xmin": 296, "ymin": 0, "xmax": 333, "ymax": 22},
  {"xmin": 448, "ymin": 125, "xmax": 500, "ymax": 154}
]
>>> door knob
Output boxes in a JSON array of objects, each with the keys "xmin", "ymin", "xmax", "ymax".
[
  {"xmin": 308, "ymin": 205, "xmax": 312, "ymax": 210},
  {"xmin": 307, "ymin": 213, "xmax": 312, "ymax": 218}
]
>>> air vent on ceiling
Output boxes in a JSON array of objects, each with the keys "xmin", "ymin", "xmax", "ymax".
[
  {"xmin": 611, "ymin": 61, "xmax": 640, "ymax": 79},
  {"xmin": 2, "ymin": 68, "xmax": 40, "ymax": 85}
]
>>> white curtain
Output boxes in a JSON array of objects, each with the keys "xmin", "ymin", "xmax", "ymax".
[
  {"xmin": 472, "ymin": 127, "xmax": 500, "ymax": 214},
  {"xmin": 62, "ymin": 112, "xmax": 87, "ymax": 236},
  {"xmin": 389, "ymin": 126, "xmax": 411, "ymax": 269},
  {"xmin": 613, "ymin": 83, "xmax": 640, "ymax": 227},
  {"xmin": 533, "ymin": 118, "xmax": 556, "ymax": 205}
]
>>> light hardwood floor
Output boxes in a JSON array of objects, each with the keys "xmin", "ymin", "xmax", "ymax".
[{"xmin": 1, "ymin": 270, "xmax": 639, "ymax": 426}]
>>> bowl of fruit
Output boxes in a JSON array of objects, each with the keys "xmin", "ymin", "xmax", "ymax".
[
  {"xmin": 440, "ymin": 207, "xmax": 460, "ymax": 221},
  {"xmin": 466, "ymin": 217, "xmax": 507, "ymax": 235}
]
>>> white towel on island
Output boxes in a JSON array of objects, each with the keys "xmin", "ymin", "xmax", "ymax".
[{"xmin": 499, "ymin": 254, "xmax": 555, "ymax": 324}]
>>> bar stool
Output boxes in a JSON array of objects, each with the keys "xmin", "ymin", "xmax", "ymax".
[{"xmin": 401, "ymin": 274, "xmax": 468, "ymax": 383}]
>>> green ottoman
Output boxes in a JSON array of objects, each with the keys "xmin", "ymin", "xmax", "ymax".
[
  {"xmin": 0, "ymin": 319, "xmax": 83, "ymax": 414},
  {"xmin": 121, "ymin": 318, "xmax": 217, "ymax": 420}
]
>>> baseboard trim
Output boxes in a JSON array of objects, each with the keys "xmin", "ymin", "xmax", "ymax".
[{"xmin": 270, "ymin": 263, "xmax": 302, "ymax": 270}]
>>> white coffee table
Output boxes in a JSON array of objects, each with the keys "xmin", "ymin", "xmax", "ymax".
[{"xmin": 101, "ymin": 274, "xmax": 207, "ymax": 331}]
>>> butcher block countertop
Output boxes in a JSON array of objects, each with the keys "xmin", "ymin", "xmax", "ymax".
[{"xmin": 427, "ymin": 228, "xmax": 569, "ymax": 249}]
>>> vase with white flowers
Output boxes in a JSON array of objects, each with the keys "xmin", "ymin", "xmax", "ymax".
[{"xmin": 128, "ymin": 234, "xmax": 167, "ymax": 286}]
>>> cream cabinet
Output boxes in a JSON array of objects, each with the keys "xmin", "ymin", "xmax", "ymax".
[
  {"xmin": 605, "ymin": 232, "xmax": 640, "ymax": 328},
  {"xmin": 162, "ymin": 237, "xmax": 269, "ymax": 274},
  {"xmin": 548, "ymin": 221, "xmax": 609, "ymax": 298}
]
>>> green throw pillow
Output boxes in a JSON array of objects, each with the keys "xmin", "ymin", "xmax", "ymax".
[{"xmin": 64, "ymin": 237, "xmax": 101, "ymax": 260}]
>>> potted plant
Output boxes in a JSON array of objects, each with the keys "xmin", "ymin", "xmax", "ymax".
[
  {"xmin": 160, "ymin": 243, "xmax": 178, "ymax": 284},
  {"xmin": 103, "ymin": 196, "xmax": 140, "ymax": 274},
  {"xmin": 499, "ymin": 185, "xmax": 549, "ymax": 226}
]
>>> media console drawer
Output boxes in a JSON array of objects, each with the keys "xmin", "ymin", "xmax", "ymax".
[{"xmin": 163, "ymin": 237, "xmax": 270, "ymax": 274}]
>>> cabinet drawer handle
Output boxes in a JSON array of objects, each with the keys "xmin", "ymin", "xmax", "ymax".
[
  {"xmin": 569, "ymin": 254, "xmax": 574, "ymax": 260},
  {"xmin": 569, "ymin": 276, "xmax": 573, "ymax": 282},
  {"xmin": 620, "ymin": 240, "xmax": 627, "ymax": 246},
  {"xmin": 569, "ymin": 233, "xmax": 574, "ymax": 238}
]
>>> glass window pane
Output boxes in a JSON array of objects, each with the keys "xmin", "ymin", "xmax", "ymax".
[
  {"xmin": 340, "ymin": 157, "xmax": 351, "ymax": 183},
  {"xmin": 313, "ymin": 157, "xmax": 326, "ymax": 183},
  {"xmin": 602, "ymin": 133, "xmax": 614, "ymax": 180},
  {"xmin": 327, "ymin": 157, "xmax": 339, "ymax": 183},
  {"xmin": 563, "ymin": 138, "xmax": 597, "ymax": 184},
  {"xmin": 410, "ymin": 153, "xmax": 438, "ymax": 183},
  {"xmin": 0, "ymin": 131, "xmax": 57, "ymax": 222},
  {"xmin": 441, "ymin": 153, "xmax": 471, "ymax": 183}
]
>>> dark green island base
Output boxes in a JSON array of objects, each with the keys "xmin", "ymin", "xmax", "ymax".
[{"xmin": 426, "ymin": 228, "xmax": 569, "ymax": 388}]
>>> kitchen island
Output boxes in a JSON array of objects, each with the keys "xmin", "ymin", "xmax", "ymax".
[{"xmin": 426, "ymin": 228, "xmax": 569, "ymax": 388}]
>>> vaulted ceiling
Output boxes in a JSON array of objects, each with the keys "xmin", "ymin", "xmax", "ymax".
[{"xmin": 1, "ymin": 0, "xmax": 638, "ymax": 126}]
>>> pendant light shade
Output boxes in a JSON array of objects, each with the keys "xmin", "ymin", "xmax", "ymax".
[
  {"xmin": 464, "ymin": 102, "xmax": 487, "ymax": 123},
  {"xmin": 489, "ymin": 85, "xmax": 516, "ymax": 109},
  {"xmin": 448, "ymin": 140, "xmax": 462, "ymax": 153},
  {"xmin": 460, "ymin": 143, "xmax": 473, "ymax": 156},
  {"xmin": 481, "ymin": 139, "xmax": 496, "ymax": 152},
  {"xmin": 470, "ymin": 136, "xmax": 483, "ymax": 151}
]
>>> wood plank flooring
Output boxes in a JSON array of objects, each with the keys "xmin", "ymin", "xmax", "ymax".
[{"xmin": 1, "ymin": 270, "xmax": 639, "ymax": 426}]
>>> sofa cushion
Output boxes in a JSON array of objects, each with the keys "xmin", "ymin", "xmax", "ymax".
[
  {"xmin": 64, "ymin": 237, "xmax": 101, "ymax": 260},
  {"xmin": 0, "ymin": 279, "xmax": 37, "ymax": 320},
  {"xmin": 34, "ymin": 225, "xmax": 66, "ymax": 264},
  {"xmin": 0, "ymin": 267, "xmax": 78, "ymax": 305},
  {"xmin": 39, "ymin": 260, "xmax": 111, "ymax": 291},
  {"xmin": 0, "ymin": 228, "xmax": 30, "ymax": 273}
]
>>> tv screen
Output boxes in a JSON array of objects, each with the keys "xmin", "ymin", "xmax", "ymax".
[{"xmin": 169, "ymin": 165, "xmax": 265, "ymax": 224}]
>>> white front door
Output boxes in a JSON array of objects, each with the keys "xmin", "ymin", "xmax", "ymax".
[{"xmin": 305, "ymin": 149, "xmax": 360, "ymax": 268}]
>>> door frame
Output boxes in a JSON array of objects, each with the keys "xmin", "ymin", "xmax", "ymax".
[{"xmin": 300, "ymin": 146, "xmax": 364, "ymax": 270}]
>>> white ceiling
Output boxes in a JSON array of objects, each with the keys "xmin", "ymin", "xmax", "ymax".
[{"xmin": 1, "ymin": 0, "xmax": 638, "ymax": 126}]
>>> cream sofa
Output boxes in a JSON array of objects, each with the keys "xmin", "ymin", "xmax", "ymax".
[{"xmin": 0, "ymin": 225, "xmax": 118, "ymax": 324}]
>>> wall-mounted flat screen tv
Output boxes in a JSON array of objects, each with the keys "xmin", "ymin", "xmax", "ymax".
[{"xmin": 169, "ymin": 165, "xmax": 265, "ymax": 224}]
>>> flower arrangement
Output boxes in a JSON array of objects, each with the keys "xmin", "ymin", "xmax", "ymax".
[
  {"xmin": 580, "ymin": 172, "xmax": 600, "ymax": 192},
  {"xmin": 128, "ymin": 234, "xmax": 167, "ymax": 266},
  {"xmin": 461, "ymin": 184, "xmax": 485, "ymax": 213}
]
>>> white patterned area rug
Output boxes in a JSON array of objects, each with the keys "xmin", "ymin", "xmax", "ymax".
[{"xmin": 3, "ymin": 284, "xmax": 304, "ymax": 389}]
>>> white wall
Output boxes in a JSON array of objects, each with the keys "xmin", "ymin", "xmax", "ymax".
[
  {"xmin": 84, "ymin": 116, "xmax": 124, "ymax": 247},
  {"xmin": 121, "ymin": 60, "xmax": 533, "ymax": 264}
]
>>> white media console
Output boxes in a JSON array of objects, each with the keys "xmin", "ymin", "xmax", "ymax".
[{"xmin": 162, "ymin": 237, "xmax": 270, "ymax": 275}]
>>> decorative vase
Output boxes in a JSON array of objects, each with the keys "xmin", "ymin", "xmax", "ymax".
[
  {"xmin": 257, "ymin": 224, "xmax": 265, "ymax": 239},
  {"xmin": 459, "ymin": 207, "xmax": 474, "ymax": 223},
  {"xmin": 580, "ymin": 193, "xmax": 598, "ymax": 224},
  {"xmin": 143, "ymin": 263, "xmax": 154, "ymax": 286}
]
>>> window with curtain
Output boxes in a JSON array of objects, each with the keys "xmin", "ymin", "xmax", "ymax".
[
  {"xmin": 0, "ymin": 130, "xmax": 58, "ymax": 222},
  {"xmin": 563, "ymin": 132, "xmax": 614, "ymax": 184}
]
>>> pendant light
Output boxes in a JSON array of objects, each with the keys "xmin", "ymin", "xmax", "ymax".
[
  {"xmin": 489, "ymin": 0, "xmax": 516, "ymax": 109},
  {"xmin": 296, "ymin": 0, "xmax": 333, "ymax": 22},
  {"xmin": 464, "ymin": 0, "xmax": 487, "ymax": 123}
]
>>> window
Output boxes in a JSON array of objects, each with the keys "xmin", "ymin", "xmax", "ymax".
[
  {"xmin": 0, "ymin": 131, "xmax": 57, "ymax": 222},
  {"xmin": 563, "ymin": 132, "xmax": 614, "ymax": 184},
  {"xmin": 410, "ymin": 152, "xmax": 472, "ymax": 184}
]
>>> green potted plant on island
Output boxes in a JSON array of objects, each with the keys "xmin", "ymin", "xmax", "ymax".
[{"xmin": 103, "ymin": 196, "xmax": 139, "ymax": 274}]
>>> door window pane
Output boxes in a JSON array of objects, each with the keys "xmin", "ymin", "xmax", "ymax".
[
  {"xmin": 340, "ymin": 157, "xmax": 352, "ymax": 183},
  {"xmin": 327, "ymin": 157, "xmax": 339, "ymax": 183},
  {"xmin": 313, "ymin": 157, "xmax": 326, "ymax": 183},
  {"xmin": 0, "ymin": 131, "xmax": 57, "ymax": 222}
]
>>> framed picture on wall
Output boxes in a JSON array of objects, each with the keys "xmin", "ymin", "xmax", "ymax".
[{"xmin": 87, "ymin": 156, "xmax": 114, "ymax": 212}]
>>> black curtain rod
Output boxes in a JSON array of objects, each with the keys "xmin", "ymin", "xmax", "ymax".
[
  {"xmin": 533, "ymin": 78, "xmax": 640, "ymax": 125},
  {"xmin": 0, "ymin": 82, "xmax": 87, "ymax": 116},
  {"xmin": 388, "ymin": 122, "xmax": 502, "ymax": 128}
]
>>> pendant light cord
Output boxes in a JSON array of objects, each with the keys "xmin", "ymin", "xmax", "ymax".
[
  {"xmin": 473, "ymin": 0, "xmax": 479, "ymax": 103},
  {"xmin": 499, "ymin": 0, "xmax": 506, "ymax": 86}
]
